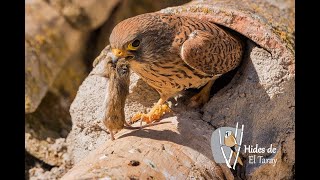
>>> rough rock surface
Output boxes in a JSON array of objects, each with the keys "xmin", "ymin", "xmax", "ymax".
[
  {"xmin": 25, "ymin": 0, "xmax": 121, "ymax": 178},
  {"xmin": 62, "ymin": 116, "xmax": 227, "ymax": 179},
  {"xmin": 202, "ymin": 41, "xmax": 294, "ymax": 179},
  {"xmin": 25, "ymin": 0, "xmax": 121, "ymax": 113},
  {"xmin": 25, "ymin": 54, "xmax": 87, "ymax": 166},
  {"xmin": 29, "ymin": 164, "xmax": 72, "ymax": 180},
  {"xmin": 25, "ymin": 0, "xmax": 84, "ymax": 113},
  {"xmin": 46, "ymin": 0, "xmax": 121, "ymax": 31}
]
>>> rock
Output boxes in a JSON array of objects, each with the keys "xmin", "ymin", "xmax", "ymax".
[
  {"xmin": 25, "ymin": 56, "xmax": 87, "ymax": 167},
  {"xmin": 29, "ymin": 165, "xmax": 70, "ymax": 180},
  {"xmin": 49, "ymin": 54, "xmax": 88, "ymax": 106},
  {"xmin": 26, "ymin": 135, "xmax": 73, "ymax": 179},
  {"xmin": 25, "ymin": 0, "xmax": 85, "ymax": 113},
  {"xmin": 202, "ymin": 41, "xmax": 294, "ymax": 179},
  {"xmin": 62, "ymin": 114, "xmax": 228, "ymax": 179},
  {"xmin": 160, "ymin": 0, "xmax": 295, "ymax": 74},
  {"xmin": 25, "ymin": 150, "xmax": 52, "ymax": 180},
  {"xmin": 25, "ymin": 0, "xmax": 121, "ymax": 113},
  {"xmin": 25, "ymin": 121, "xmax": 70, "ymax": 167},
  {"xmin": 246, "ymin": 132, "xmax": 295, "ymax": 179},
  {"xmin": 46, "ymin": 0, "xmax": 121, "ymax": 31}
]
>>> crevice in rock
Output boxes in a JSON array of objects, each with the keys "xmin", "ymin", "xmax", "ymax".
[
  {"xmin": 82, "ymin": 27, "xmax": 104, "ymax": 73},
  {"xmin": 205, "ymin": 121, "xmax": 217, "ymax": 129},
  {"xmin": 184, "ymin": 62, "xmax": 240, "ymax": 109},
  {"xmin": 25, "ymin": 150, "xmax": 55, "ymax": 179},
  {"xmin": 209, "ymin": 27, "xmax": 248, "ymax": 97},
  {"xmin": 25, "ymin": 90, "xmax": 72, "ymax": 179},
  {"xmin": 82, "ymin": 2, "xmax": 123, "ymax": 73},
  {"xmin": 210, "ymin": 66, "xmax": 240, "ymax": 97},
  {"xmin": 25, "ymin": 91, "xmax": 72, "ymax": 140}
]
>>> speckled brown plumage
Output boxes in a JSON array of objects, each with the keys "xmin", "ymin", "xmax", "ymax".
[{"xmin": 108, "ymin": 13, "xmax": 244, "ymax": 123}]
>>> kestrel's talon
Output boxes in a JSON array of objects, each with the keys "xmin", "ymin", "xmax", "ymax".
[
  {"xmin": 131, "ymin": 104, "xmax": 171, "ymax": 124},
  {"xmin": 188, "ymin": 79, "xmax": 215, "ymax": 108},
  {"xmin": 130, "ymin": 112, "xmax": 143, "ymax": 124},
  {"xmin": 189, "ymin": 93, "xmax": 208, "ymax": 108}
]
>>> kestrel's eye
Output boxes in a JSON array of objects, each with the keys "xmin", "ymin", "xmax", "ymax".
[{"xmin": 128, "ymin": 39, "xmax": 140, "ymax": 50}]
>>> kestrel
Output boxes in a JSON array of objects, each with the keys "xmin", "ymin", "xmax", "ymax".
[{"xmin": 108, "ymin": 13, "xmax": 244, "ymax": 123}]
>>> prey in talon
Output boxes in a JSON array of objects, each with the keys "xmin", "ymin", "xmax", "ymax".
[
  {"xmin": 98, "ymin": 57, "xmax": 170, "ymax": 140},
  {"xmin": 102, "ymin": 58, "xmax": 130, "ymax": 140}
]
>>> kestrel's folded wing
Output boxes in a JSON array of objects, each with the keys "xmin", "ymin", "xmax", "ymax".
[{"xmin": 180, "ymin": 30, "xmax": 243, "ymax": 75}]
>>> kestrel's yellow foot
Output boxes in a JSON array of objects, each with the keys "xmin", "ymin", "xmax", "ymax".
[
  {"xmin": 131, "ymin": 104, "xmax": 171, "ymax": 124},
  {"xmin": 189, "ymin": 80, "xmax": 215, "ymax": 108},
  {"xmin": 189, "ymin": 91, "xmax": 211, "ymax": 108}
]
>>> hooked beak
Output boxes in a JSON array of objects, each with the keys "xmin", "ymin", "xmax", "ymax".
[{"xmin": 110, "ymin": 48, "xmax": 127, "ymax": 64}]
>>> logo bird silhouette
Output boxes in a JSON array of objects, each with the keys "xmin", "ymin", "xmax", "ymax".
[{"xmin": 224, "ymin": 130, "xmax": 243, "ymax": 166}]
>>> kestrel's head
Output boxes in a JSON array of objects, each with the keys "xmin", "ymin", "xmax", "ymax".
[{"xmin": 109, "ymin": 13, "xmax": 175, "ymax": 64}]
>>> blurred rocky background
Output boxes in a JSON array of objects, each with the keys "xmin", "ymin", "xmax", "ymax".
[{"xmin": 25, "ymin": 0, "xmax": 294, "ymax": 179}]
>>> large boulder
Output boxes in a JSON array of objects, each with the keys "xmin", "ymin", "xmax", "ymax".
[
  {"xmin": 25, "ymin": 57, "xmax": 87, "ymax": 166},
  {"xmin": 45, "ymin": 0, "xmax": 121, "ymax": 31},
  {"xmin": 202, "ymin": 41, "xmax": 294, "ymax": 179},
  {"xmin": 25, "ymin": 0, "xmax": 121, "ymax": 113},
  {"xmin": 25, "ymin": 0, "xmax": 84, "ymax": 113},
  {"xmin": 62, "ymin": 116, "xmax": 228, "ymax": 179}
]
